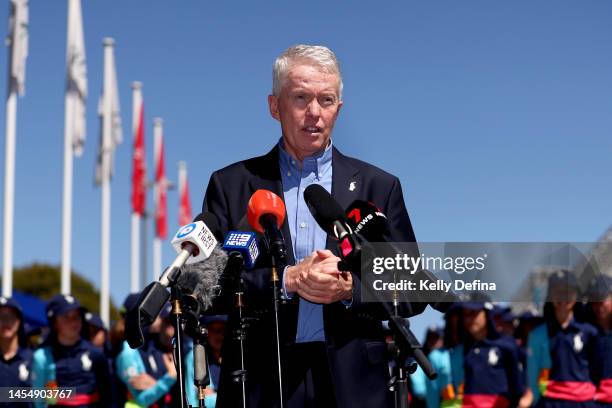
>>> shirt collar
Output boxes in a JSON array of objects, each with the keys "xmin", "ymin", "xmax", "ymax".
[{"xmin": 278, "ymin": 137, "xmax": 333, "ymax": 176}]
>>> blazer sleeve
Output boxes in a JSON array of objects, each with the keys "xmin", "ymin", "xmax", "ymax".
[{"xmin": 203, "ymin": 171, "xmax": 282, "ymax": 313}]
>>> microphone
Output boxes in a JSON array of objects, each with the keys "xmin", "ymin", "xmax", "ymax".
[
  {"xmin": 126, "ymin": 212, "xmax": 222, "ymax": 349},
  {"xmin": 303, "ymin": 184, "xmax": 361, "ymax": 261},
  {"xmin": 302, "ymin": 187, "xmax": 437, "ymax": 379},
  {"xmin": 222, "ymin": 231, "xmax": 260, "ymax": 269},
  {"xmin": 247, "ymin": 189, "xmax": 287, "ymax": 262},
  {"xmin": 176, "ymin": 246, "xmax": 229, "ymax": 312},
  {"xmin": 345, "ymin": 200, "xmax": 458, "ymax": 313}
]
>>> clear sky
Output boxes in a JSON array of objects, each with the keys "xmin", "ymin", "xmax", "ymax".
[{"xmin": 0, "ymin": 1, "xmax": 611, "ymax": 338}]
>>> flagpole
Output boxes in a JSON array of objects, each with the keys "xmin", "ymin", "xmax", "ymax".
[
  {"xmin": 61, "ymin": 0, "xmax": 87, "ymax": 295},
  {"xmin": 61, "ymin": 86, "xmax": 75, "ymax": 295},
  {"xmin": 130, "ymin": 81, "xmax": 142, "ymax": 292},
  {"xmin": 152, "ymin": 117, "xmax": 162, "ymax": 281},
  {"xmin": 2, "ymin": 85, "xmax": 17, "ymax": 298},
  {"xmin": 100, "ymin": 37, "xmax": 114, "ymax": 326},
  {"xmin": 2, "ymin": 0, "xmax": 28, "ymax": 298}
]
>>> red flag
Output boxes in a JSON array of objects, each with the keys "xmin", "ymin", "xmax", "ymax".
[
  {"xmin": 154, "ymin": 119, "xmax": 167, "ymax": 239},
  {"xmin": 178, "ymin": 162, "xmax": 192, "ymax": 226},
  {"xmin": 131, "ymin": 96, "xmax": 146, "ymax": 215}
]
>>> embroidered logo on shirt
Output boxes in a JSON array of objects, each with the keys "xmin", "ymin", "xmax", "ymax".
[
  {"xmin": 573, "ymin": 333, "xmax": 584, "ymax": 352},
  {"xmin": 349, "ymin": 181, "xmax": 356, "ymax": 191},
  {"xmin": 488, "ymin": 348, "xmax": 499, "ymax": 366},
  {"xmin": 18, "ymin": 363, "xmax": 29, "ymax": 381},
  {"xmin": 149, "ymin": 355, "xmax": 158, "ymax": 373},
  {"xmin": 81, "ymin": 352, "xmax": 92, "ymax": 371}
]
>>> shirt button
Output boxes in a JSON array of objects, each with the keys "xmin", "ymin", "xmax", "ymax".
[
  {"xmin": 299, "ymin": 222, "xmax": 306, "ymax": 228},
  {"xmin": 287, "ymin": 171, "xmax": 291, "ymax": 177},
  {"xmin": 474, "ymin": 348, "xmax": 480, "ymax": 354}
]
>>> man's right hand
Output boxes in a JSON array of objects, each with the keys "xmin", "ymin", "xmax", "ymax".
[{"xmin": 284, "ymin": 250, "xmax": 352, "ymax": 304}]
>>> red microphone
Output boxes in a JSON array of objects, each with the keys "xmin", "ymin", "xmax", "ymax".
[
  {"xmin": 246, "ymin": 190, "xmax": 287, "ymax": 263},
  {"xmin": 247, "ymin": 190, "xmax": 286, "ymax": 233}
]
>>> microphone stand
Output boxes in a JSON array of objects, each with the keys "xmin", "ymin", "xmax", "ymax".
[
  {"xmin": 170, "ymin": 286, "xmax": 189, "ymax": 408},
  {"xmin": 260, "ymin": 214, "xmax": 287, "ymax": 408},
  {"xmin": 226, "ymin": 252, "xmax": 248, "ymax": 408}
]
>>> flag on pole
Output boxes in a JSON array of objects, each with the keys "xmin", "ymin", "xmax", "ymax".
[
  {"xmin": 154, "ymin": 119, "xmax": 167, "ymax": 239},
  {"xmin": 131, "ymin": 86, "xmax": 146, "ymax": 215},
  {"xmin": 95, "ymin": 46, "xmax": 122, "ymax": 185},
  {"xmin": 66, "ymin": 0, "xmax": 87, "ymax": 156},
  {"xmin": 8, "ymin": 0, "xmax": 28, "ymax": 96},
  {"xmin": 178, "ymin": 161, "xmax": 192, "ymax": 226}
]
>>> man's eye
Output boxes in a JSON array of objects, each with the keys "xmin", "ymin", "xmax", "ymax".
[{"xmin": 321, "ymin": 97, "xmax": 335, "ymax": 106}]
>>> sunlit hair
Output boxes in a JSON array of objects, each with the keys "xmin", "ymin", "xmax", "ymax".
[{"xmin": 272, "ymin": 44, "xmax": 343, "ymax": 99}]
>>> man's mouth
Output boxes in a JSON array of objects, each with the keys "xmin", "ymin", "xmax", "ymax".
[{"xmin": 302, "ymin": 126, "xmax": 323, "ymax": 134}]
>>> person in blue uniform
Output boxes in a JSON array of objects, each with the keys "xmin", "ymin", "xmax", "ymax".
[
  {"xmin": 115, "ymin": 303, "xmax": 177, "ymax": 407},
  {"xmin": 32, "ymin": 294, "xmax": 111, "ymax": 407},
  {"xmin": 585, "ymin": 274, "xmax": 612, "ymax": 406},
  {"xmin": 410, "ymin": 325, "xmax": 455, "ymax": 408},
  {"xmin": 0, "ymin": 296, "xmax": 33, "ymax": 407},
  {"xmin": 520, "ymin": 269, "xmax": 598, "ymax": 408},
  {"xmin": 449, "ymin": 301, "xmax": 522, "ymax": 408}
]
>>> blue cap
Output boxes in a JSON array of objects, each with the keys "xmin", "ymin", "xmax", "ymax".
[
  {"xmin": 84, "ymin": 311, "xmax": 105, "ymax": 330},
  {"xmin": 46, "ymin": 294, "xmax": 82, "ymax": 319},
  {"xmin": 201, "ymin": 315, "xmax": 228, "ymax": 325},
  {"xmin": 586, "ymin": 274, "xmax": 612, "ymax": 302},
  {"xmin": 492, "ymin": 305, "xmax": 514, "ymax": 323},
  {"xmin": 547, "ymin": 269, "xmax": 579, "ymax": 291},
  {"xmin": 120, "ymin": 293, "xmax": 140, "ymax": 315},
  {"xmin": 0, "ymin": 296, "xmax": 23, "ymax": 316},
  {"xmin": 518, "ymin": 310, "xmax": 540, "ymax": 321}
]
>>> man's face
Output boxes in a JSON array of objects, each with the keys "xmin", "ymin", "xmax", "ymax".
[{"xmin": 268, "ymin": 63, "xmax": 343, "ymax": 161}]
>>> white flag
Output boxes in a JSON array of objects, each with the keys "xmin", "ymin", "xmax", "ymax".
[
  {"xmin": 8, "ymin": 0, "xmax": 29, "ymax": 96},
  {"xmin": 66, "ymin": 0, "xmax": 87, "ymax": 156},
  {"xmin": 95, "ymin": 42, "xmax": 122, "ymax": 185}
]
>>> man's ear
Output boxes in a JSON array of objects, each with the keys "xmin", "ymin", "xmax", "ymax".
[{"xmin": 268, "ymin": 95, "xmax": 280, "ymax": 121}]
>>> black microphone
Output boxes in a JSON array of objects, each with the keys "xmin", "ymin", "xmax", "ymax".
[
  {"xmin": 303, "ymin": 184, "xmax": 362, "ymax": 265},
  {"xmin": 345, "ymin": 200, "xmax": 458, "ymax": 313},
  {"xmin": 302, "ymin": 188, "xmax": 437, "ymax": 380}
]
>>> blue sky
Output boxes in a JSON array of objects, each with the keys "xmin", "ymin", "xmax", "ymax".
[{"xmin": 0, "ymin": 1, "xmax": 611, "ymax": 337}]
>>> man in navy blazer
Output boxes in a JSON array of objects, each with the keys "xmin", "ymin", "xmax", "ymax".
[{"xmin": 203, "ymin": 44, "xmax": 425, "ymax": 408}]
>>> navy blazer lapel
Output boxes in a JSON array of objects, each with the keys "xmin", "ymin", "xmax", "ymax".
[
  {"xmin": 327, "ymin": 147, "xmax": 360, "ymax": 251},
  {"xmin": 248, "ymin": 145, "xmax": 296, "ymax": 265}
]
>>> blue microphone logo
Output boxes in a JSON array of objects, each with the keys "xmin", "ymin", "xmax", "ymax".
[{"xmin": 177, "ymin": 223, "xmax": 196, "ymax": 238}]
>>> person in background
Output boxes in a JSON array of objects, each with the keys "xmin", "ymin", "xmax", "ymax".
[
  {"xmin": 115, "ymin": 303, "xmax": 177, "ymax": 407},
  {"xmin": 520, "ymin": 270, "xmax": 598, "ymax": 408},
  {"xmin": 410, "ymin": 325, "xmax": 452, "ymax": 408},
  {"xmin": 585, "ymin": 274, "xmax": 612, "ymax": 406},
  {"xmin": 32, "ymin": 294, "xmax": 110, "ymax": 407},
  {"xmin": 0, "ymin": 296, "xmax": 33, "ymax": 408},
  {"xmin": 450, "ymin": 301, "xmax": 522, "ymax": 408},
  {"xmin": 186, "ymin": 315, "xmax": 227, "ymax": 408},
  {"xmin": 83, "ymin": 312, "xmax": 107, "ymax": 351}
]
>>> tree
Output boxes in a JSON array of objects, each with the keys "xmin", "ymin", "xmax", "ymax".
[{"xmin": 10, "ymin": 262, "xmax": 120, "ymax": 321}]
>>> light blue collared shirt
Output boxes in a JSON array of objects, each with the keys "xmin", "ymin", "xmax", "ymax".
[{"xmin": 279, "ymin": 138, "xmax": 333, "ymax": 343}]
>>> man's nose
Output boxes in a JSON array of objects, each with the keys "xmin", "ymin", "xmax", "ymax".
[{"xmin": 306, "ymin": 98, "xmax": 321, "ymax": 118}]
